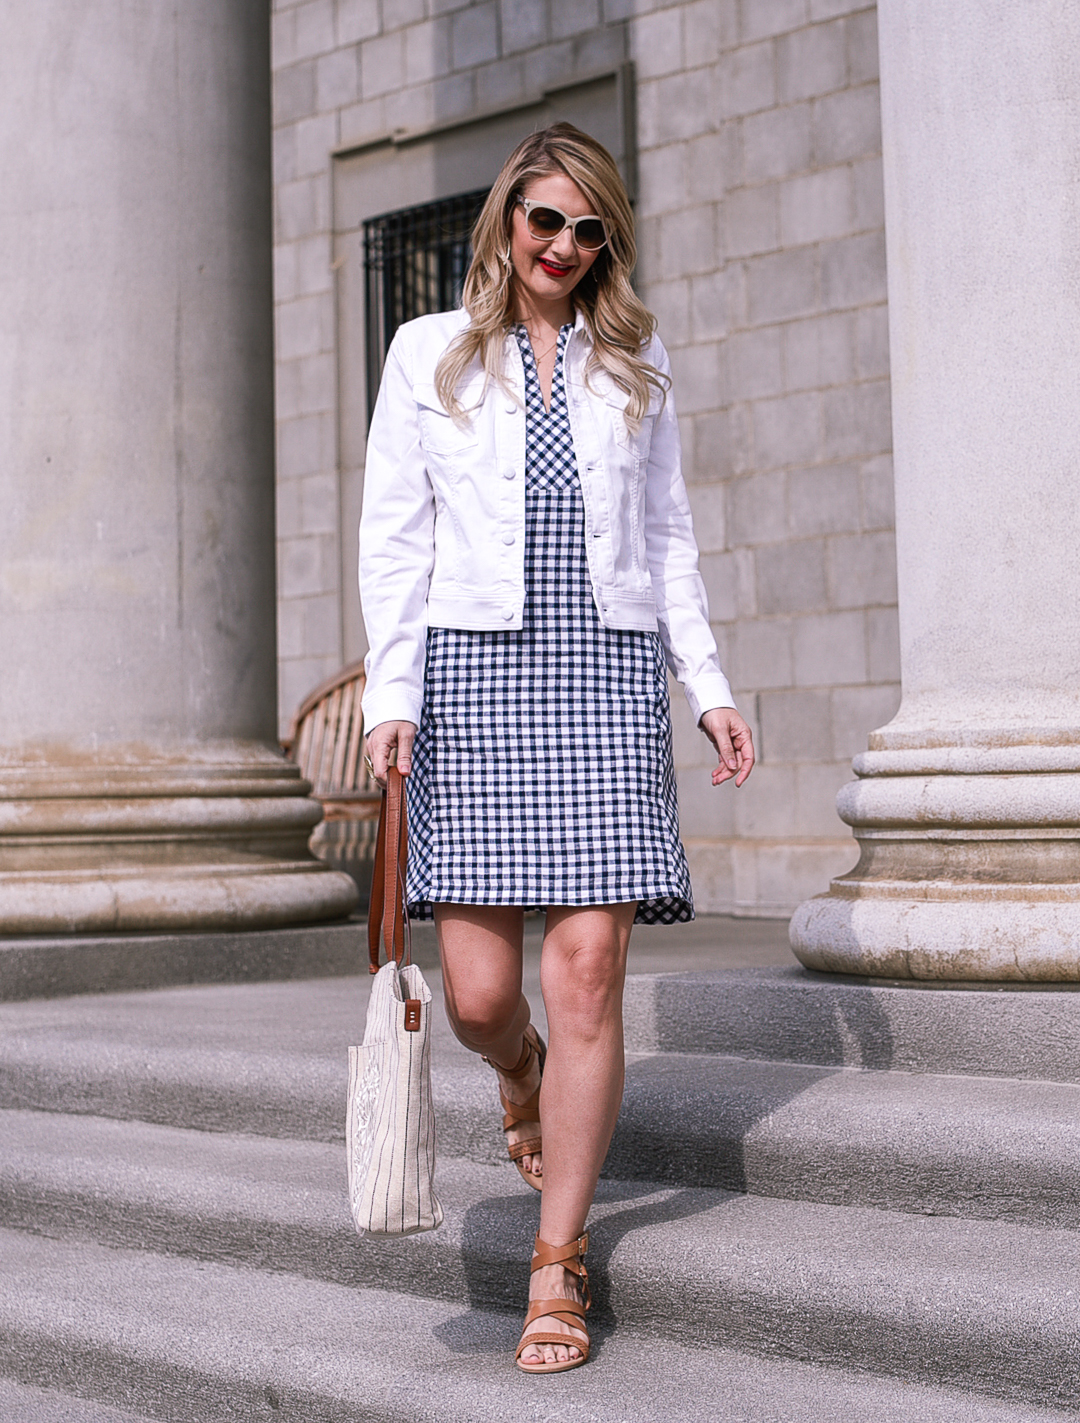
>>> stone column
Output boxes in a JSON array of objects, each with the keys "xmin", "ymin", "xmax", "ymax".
[
  {"xmin": 790, "ymin": 0, "xmax": 1080, "ymax": 979},
  {"xmin": 0, "ymin": 3, "xmax": 357, "ymax": 933}
]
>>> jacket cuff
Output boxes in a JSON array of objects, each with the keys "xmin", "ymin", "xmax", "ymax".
[
  {"xmin": 684, "ymin": 674, "xmax": 737, "ymax": 726},
  {"xmin": 360, "ymin": 686, "xmax": 423, "ymax": 733}
]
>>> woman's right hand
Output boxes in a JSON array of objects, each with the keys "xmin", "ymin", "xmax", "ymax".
[{"xmin": 364, "ymin": 720, "xmax": 418, "ymax": 785}]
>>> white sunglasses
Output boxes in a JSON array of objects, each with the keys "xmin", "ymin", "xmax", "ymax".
[{"xmin": 517, "ymin": 196, "xmax": 609, "ymax": 252}]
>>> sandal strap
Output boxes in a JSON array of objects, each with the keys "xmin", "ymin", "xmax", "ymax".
[
  {"xmin": 515, "ymin": 1331, "xmax": 590, "ymax": 1364},
  {"xmin": 500, "ymin": 1089, "xmax": 541, "ymax": 1130},
  {"xmin": 483, "ymin": 1025, "xmax": 543, "ymax": 1081},
  {"xmin": 522, "ymin": 1297, "xmax": 587, "ymax": 1328},
  {"xmin": 530, "ymin": 1232, "xmax": 591, "ymax": 1310},
  {"xmin": 508, "ymin": 1136, "xmax": 542, "ymax": 1163}
]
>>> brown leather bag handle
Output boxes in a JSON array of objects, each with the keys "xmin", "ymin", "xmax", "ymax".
[{"xmin": 368, "ymin": 765, "xmax": 410, "ymax": 973}]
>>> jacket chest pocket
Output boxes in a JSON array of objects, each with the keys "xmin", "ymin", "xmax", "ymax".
[
  {"xmin": 605, "ymin": 394, "xmax": 656, "ymax": 465},
  {"xmin": 414, "ymin": 383, "xmax": 480, "ymax": 469}
]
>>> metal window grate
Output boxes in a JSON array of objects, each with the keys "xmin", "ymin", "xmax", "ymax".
[{"xmin": 364, "ymin": 189, "xmax": 490, "ymax": 419}]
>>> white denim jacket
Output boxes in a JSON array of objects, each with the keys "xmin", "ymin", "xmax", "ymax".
[{"xmin": 358, "ymin": 307, "xmax": 735, "ymax": 730}]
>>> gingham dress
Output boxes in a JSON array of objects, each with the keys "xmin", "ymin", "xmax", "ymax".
[{"xmin": 405, "ymin": 323, "xmax": 693, "ymax": 924}]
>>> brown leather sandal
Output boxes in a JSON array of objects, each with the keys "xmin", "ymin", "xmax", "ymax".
[
  {"xmin": 484, "ymin": 1025, "xmax": 546, "ymax": 1191},
  {"xmin": 515, "ymin": 1231, "xmax": 591, "ymax": 1374}
]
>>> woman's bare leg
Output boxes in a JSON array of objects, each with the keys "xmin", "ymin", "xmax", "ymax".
[
  {"xmin": 433, "ymin": 904, "xmax": 543, "ymax": 1182},
  {"xmin": 518, "ymin": 901, "xmax": 637, "ymax": 1367}
]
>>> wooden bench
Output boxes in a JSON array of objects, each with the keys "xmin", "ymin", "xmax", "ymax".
[{"xmin": 282, "ymin": 661, "xmax": 381, "ymax": 898}]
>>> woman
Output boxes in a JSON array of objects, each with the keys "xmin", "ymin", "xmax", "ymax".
[{"xmin": 359, "ymin": 123, "xmax": 754, "ymax": 1374}]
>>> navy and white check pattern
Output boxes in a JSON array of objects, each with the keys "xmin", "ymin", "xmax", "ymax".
[{"xmin": 406, "ymin": 322, "xmax": 692, "ymax": 924}]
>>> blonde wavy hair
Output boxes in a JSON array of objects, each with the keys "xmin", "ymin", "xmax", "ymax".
[{"xmin": 434, "ymin": 123, "xmax": 668, "ymax": 427}]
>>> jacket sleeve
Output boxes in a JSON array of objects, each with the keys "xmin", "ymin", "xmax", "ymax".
[
  {"xmin": 643, "ymin": 336, "xmax": 736, "ymax": 723},
  {"xmin": 358, "ymin": 328, "xmax": 436, "ymax": 731}
]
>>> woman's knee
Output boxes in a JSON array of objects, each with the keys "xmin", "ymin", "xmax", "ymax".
[
  {"xmin": 542, "ymin": 937, "xmax": 625, "ymax": 1022},
  {"xmin": 444, "ymin": 985, "xmax": 520, "ymax": 1047}
]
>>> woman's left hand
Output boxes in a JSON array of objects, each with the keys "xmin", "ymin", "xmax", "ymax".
[{"xmin": 700, "ymin": 708, "xmax": 756, "ymax": 787}]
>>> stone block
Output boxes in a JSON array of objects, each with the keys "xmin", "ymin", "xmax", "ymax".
[
  {"xmin": 733, "ymin": 762, "xmax": 799, "ymax": 837},
  {"xmin": 648, "ymin": 278, "xmax": 692, "ymax": 348},
  {"xmin": 279, "ymin": 654, "xmax": 340, "ymax": 727},
  {"xmin": 500, "ymin": 0, "xmax": 548, "ymax": 53},
  {"xmin": 821, "ymin": 378, "xmax": 891, "ymax": 461},
  {"xmin": 826, "ymin": 529, "xmax": 898, "ymax": 608},
  {"xmin": 687, "ymin": 485, "xmax": 727, "ymax": 553},
  {"xmin": 679, "ymin": 770, "xmax": 738, "ymax": 839},
  {"xmin": 699, "ymin": 552, "xmax": 738, "ymax": 622},
  {"xmin": 386, "ymin": 80, "xmax": 438, "ymax": 136},
  {"xmin": 830, "ymin": 681, "xmax": 900, "ymax": 759},
  {"xmin": 741, "ymin": 103, "xmax": 813, "ymax": 184},
  {"xmin": 859, "ymin": 452, "xmax": 895, "ymax": 530},
  {"xmin": 794, "ymin": 760, "xmax": 852, "ymax": 836},
  {"xmin": 694, "ymin": 405, "xmax": 754, "ymax": 482},
  {"xmin": 810, "ymin": 0, "xmax": 866, "ymax": 17},
  {"xmin": 687, "ymin": 128, "xmax": 740, "ymax": 203},
  {"xmin": 820, "ymin": 229, "xmax": 887, "ymax": 309},
  {"xmin": 601, "ymin": 0, "xmax": 635, "ymax": 18},
  {"xmin": 274, "ymin": 242, "xmax": 300, "ymax": 304},
  {"xmin": 275, "ymin": 358, "xmax": 303, "ymax": 422},
  {"xmin": 275, "ymin": 474, "xmax": 304, "ymax": 540},
  {"xmin": 727, "ymin": 325, "xmax": 785, "ymax": 401},
  {"xmin": 854, "ymin": 302, "xmax": 889, "ymax": 379},
  {"xmin": 300, "ymin": 471, "xmax": 340, "ymax": 535},
  {"xmin": 752, "ymin": 389, "xmax": 821, "ymax": 471},
  {"xmin": 756, "ymin": 537, "xmax": 827, "ymax": 615},
  {"xmin": 404, "ymin": 19, "xmax": 453, "ymax": 85},
  {"xmin": 716, "ymin": 41, "xmax": 776, "ymax": 120},
  {"xmin": 683, "ymin": 839, "xmax": 737, "ymax": 913},
  {"xmin": 451, "ymin": 2, "xmax": 499, "ymax": 67},
  {"xmin": 866, "ymin": 604, "xmax": 900, "ymax": 684},
  {"xmin": 753, "ymin": 839, "xmax": 858, "ymax": 911},
  {"xmin": 777, "ymin": 18, "xmax": 846, "ymax": 103},
  {"xmin": 732, "ymin": 616, "xmax": 794, "ymax": 691},
  {"xmin": 293, "ymin": 0, "xmax": 336, "ymax": 60},
  {"xmin": 275, "ymin": 293, "xmax": 334, "ymax": 362},
  {"xmin": 294, "ymin": 233, "xmax": 334, "ymax": 297},
  {"xmin": 384, "ymin": 0, "xmax": 426, "ymax": 22},
  {"xmin": 274, "ymin": 61, "xmax": 317, "ymax": 125},
  {"xmin": 783, "ymin": 310, "xmax": 854, "ymax": 391},
  {"xmin": 792, "ymin": 608, "xmax": 867, "ymax": 686},
  {"xmin": 758, "ymin": 688, "xmax": 833, "ymax": 761},
  {"xmin": 745, "ymin": 245, "xmax": 818, "ymax": 325},
  {"xmin": 779, "ymin": 165, "xmax": 853, "ymax": 246},
  {"xmin": 689, "ymin": 266, "xmax": 743, "ymax": 343},
  {"xmin": 735, "ymin": 544, "xmax": 758, "ymax": 616},
  {"xmin": 637, "ymin": 143, "xmax": 689, "ymax": 220},
  {"xmin": 639, "ymin": 68, "xmax": 715, "ymax": 146},
  {"xmin": 632, "ymin": 9, "xmax": 684, "ymax": 79},
  {"xmin": 551, "ymin": 0, "xmax": 599, "ymax": 38},
  {"xmin": 476, "ymin": 56, "xmax": 528, "ymax": 111},
  {"xmin": 272, "ymin": 11, "xmax": 298, "ymax": 69},
  {"xmin": 739, "ymin": 0, "xmax": 808, "ymax": 43},
  {"xmin": 729, "ymin": 468, "xmax": 787, "ymax": 544},
  {"xmin": 812, "ymin": 82, "xmax": 881, "ymax": 165},
  {"xmin": 723, "ymin": 184, "xmax": 779, "ymax": 258},
  {"xmin": 277, "ymin": 411, "xmax": 334, "ymax": 478},
  {"xmin": 277, "ymin": 593, "xmax": 307, "ymax": 659},
  {"xmin": 278, "ymin": 532, "xmax": 338, "ymax": 599},
  {"xmin": 852, "ymin": 153, "xmax": 885, "ymax": 230},
  {"xmin": 668, "ymin": 339, "xmax": 725, "ymax": 413},
  {"xmin": 684, "ymin": 0, "xmax": 738, "ymax": 65},
  {"xmin": 339, "ymin": 96, "xmax": 387, "ymax": 148},
  {"xmin": 301, "ymin": 592, "xmax": 343, "ymax": 658},
  {"xmin": 677, "ymin": 411, "xmax": 696, "ymax": 475},
  {"xmin": 360, "ymin": 32, "xmax": 405, "ymax": 97},
  {"xmin": 787, "ymin": 462, "xmax": 860, "ymax": 536},
  {"xmin": 273, "ymin": 124, "xmax": 299, "ymax": 187},
  {"xmin": 296, "ymin": 352, "xmax": 337, "ymax": 416},
  {"xmin": 844, "ymin": 7, "xmax": 879, "ymax": 85},
  {"xmin": 336, "ymin": 0, "xmax": 380, "ymax": 45},
  {"xmin": 570, "ymin": 25, "xmax": 628, "ymax": 78},
  {"xmin": 293, "ymin": 114, "xmax": 338, "ymax": 181},
  {"xmin": 276, "ymin": 174, "xmax": 331, "ymax": 244}
]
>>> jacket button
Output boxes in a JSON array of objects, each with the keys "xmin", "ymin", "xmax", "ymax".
[
  {"xmin": 504, "ymin": 404, "xmax": 516, "ymax": 415},
  {"xmin": 502, "ymin": 533, "xmax": 514, "ymax": 545},
  {"xmin": 502, "ymin": 468, "xmax": 516, "ymax": 480},
  {"xmin": 502, "ymin": 607, "xmax": 514, "ymax": 619}
]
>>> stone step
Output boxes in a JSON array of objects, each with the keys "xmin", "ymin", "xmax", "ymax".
[
  {"xmin": 0, "ymin": 1377, "xmax": 157, "ymax": 1422},
  {"xmin": 0, "ymin": 1229, "xmax": 1073, "ymax": 1423},
  {"xmin": 6, "ymin": 1019, "xmax": 1080, "ymax": 1226},
  {"xmin": 624, "ymin": 968, "xmax": 1080, "ymax": 1081},
  {"xmin": 1, "ymin": 1110, "xmax": 1078, "ymax": 1404}
]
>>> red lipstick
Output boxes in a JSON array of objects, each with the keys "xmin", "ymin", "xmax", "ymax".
[{"xmin": 538, "ymin": 258, "xmax": 572, "ymax": 277}]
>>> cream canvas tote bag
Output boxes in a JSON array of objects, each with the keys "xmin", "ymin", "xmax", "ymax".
[{"xmin": 347, "ymin": 766, "xmax": 443, "ymax": 1236}]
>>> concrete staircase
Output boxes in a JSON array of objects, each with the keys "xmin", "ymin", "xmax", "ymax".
[{"xmin": 0, "ymin": 922, "xmax": 1077, "ymax": 1421}]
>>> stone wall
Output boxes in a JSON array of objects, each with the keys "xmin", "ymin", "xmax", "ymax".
[{"xmin": 270, "ymin": 0, "xmax": 899, "ymax": 914}]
